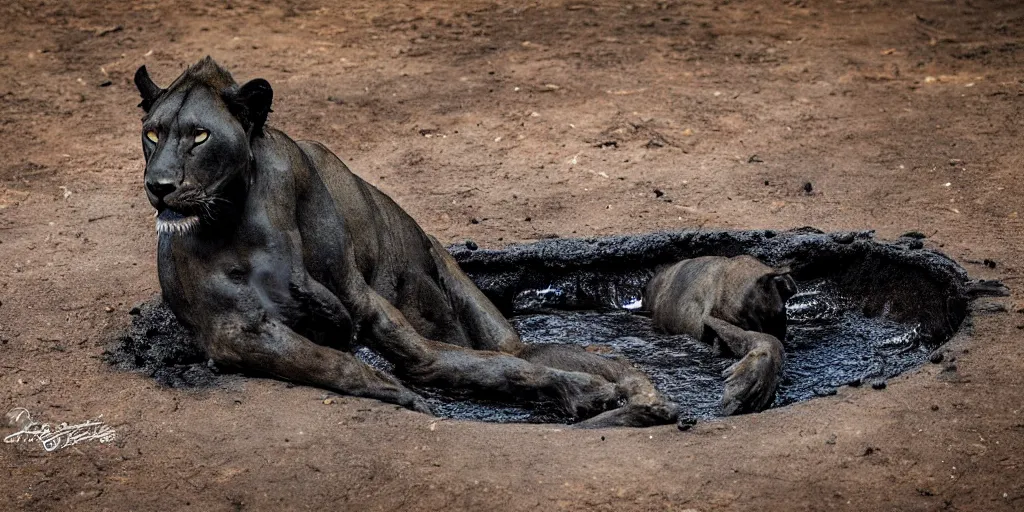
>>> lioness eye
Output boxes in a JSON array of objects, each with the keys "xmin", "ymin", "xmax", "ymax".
[
  {"xmin": 145, "ymin": 130, "xmax": 158, "ymax": 143},
  {"xmin": 194, "ymin": 130, "xmax": 209, "ymax": 144}
]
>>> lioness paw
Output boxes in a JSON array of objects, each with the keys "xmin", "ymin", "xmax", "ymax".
[{"xmin": 720, "ymin": 348, "xmax": 782, "ymax": 415}]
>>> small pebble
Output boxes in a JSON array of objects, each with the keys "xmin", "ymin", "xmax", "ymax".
[
  {"xmin": 929, "ymin": 351, "xmax": 944, "ymax": 364},
  {"xmin": 813, "ymin": 387, "xmax": 837, "ymax": 397},
  {"xmin": 464, "ymin": 239, "xmax": 478, "ymax": 250},
  {"xmin": 802, "ymin": 181, "xmax": 813, "ymax": 194},
  {"xmin": 846, "ymin": 378, "xmax": 862, "ymax": 388},
  {"xmin": 871, "ymin": 380, "xmax": 887, "ymax": 390},
  {"xmin": 831, "ymin": 232, "xmax": 855, "ymax": 244},
  {"xmin": 930, "ymin": 405, "xmax": 940, "ymax": 411},
  {"xmin": 677, "ymin": 417, "xmax": 697, "ymax": 431}
]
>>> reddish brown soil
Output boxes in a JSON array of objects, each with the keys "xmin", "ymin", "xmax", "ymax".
[{"xmin": 2, "ymin": 0, "xmax": 1024, "ymax": 510}]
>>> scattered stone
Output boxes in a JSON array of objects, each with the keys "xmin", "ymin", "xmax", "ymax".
[
  {"xmin": 825, "ymin": 434, "xmax": 837, "ymax": 445},
  {"xmin": 677, "ymin": 417, "xmax": 697, "ymax": 431},
  {"xmin": 327, "ymin": 96, "xmax": 345, "ymax": 105},
  {"xmin": 653, "ymin": 188, "xmax": 665, "ymax": 198},
  {"xmin": 470, "ymin": 217, "xmax": 480, "ymax": 224},
  {"xmin": 464, "ymin": 240, "xmax": 478, "ymax": 251},
  {"xmin": 813, "ymin": 387, "xmax": 837, "ymax": 397},
  {"xmin": 930, "ymin": 405, "xmax": 939, "ymax": 411},
  {"xmin": 846, "ymin": 377, "xmax": 862, "ymax": 387},
  {"xmin": 901, "ymin": 231, "xmax": 927, "ymax": 239},
  {"xmin": 802, "ymin": 181, "xmax": 813, "ymax": 194},
  {"xmin": 95, "ymin": 25, "xmax": 123, "ymax": 37},
  {"xmin": 972, "ymin": 301, "xmax": 1008, "ymax": 313},
  {"xmin": 748, "ymin": 154, "xmax": 763, "ymax": 163},
  {"xmin": 645, "ymin": 138, "xmax": 666, "ymax": 149},
  {"xmin": 983, "ymin": 258, "xmax": 997, "ymax": 269},
  {"xmin": 831, "ymin": 232, "xmax": 855, "ymax": 244},
  {"xmin": 966, "ymin": 279, "xmax": 1010, "ymax": 298},
  {"xmin": 929, "ymin": 351, "xmax": 944, "ymax": 364},
  {"xmin": 524, "ymin": 216, "xmax": 532, "ymax": 222},
  {"xmin": 871, "ymin": 380, "xmax": 887, "ymax": 390},
  {"xmin": 323, "ymin": 398, "xmax": 335, "ymax": 405}
]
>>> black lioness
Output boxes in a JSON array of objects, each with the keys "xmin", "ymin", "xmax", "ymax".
[
  {"xmin": 133, "ymin": 57, "xmax": 677, "ymax": 427},
  {"xmin": 644, "ymin": 255, "xmax": 796, "ymax": 414}
]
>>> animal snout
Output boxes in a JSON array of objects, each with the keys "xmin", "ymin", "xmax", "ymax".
[{"xmin": 146, "ymin": 180, "xmax": 177, "ymax": 202}]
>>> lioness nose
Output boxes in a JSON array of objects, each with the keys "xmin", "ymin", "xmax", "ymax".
[{"xmin": 146, "ymin": 180, "xmax": 177, "ymax": 201}]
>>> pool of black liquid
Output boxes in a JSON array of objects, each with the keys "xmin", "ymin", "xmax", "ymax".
[{"xmin": 106, "ymin": 228, "xmax": 974, "ymax": 424}]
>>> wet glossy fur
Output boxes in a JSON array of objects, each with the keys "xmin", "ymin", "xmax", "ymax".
[
  {"xmin": 644, "ymin": 255, "xmax": 796, "ymax": 414},
  {"xmin": 133, "ymin": 57, "xmax": 678, "ymax": 427}
]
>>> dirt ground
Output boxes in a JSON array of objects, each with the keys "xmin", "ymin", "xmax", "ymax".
[{"xmin": 2, "ymin": 0, "xmax": 1023, "ymax": 510}]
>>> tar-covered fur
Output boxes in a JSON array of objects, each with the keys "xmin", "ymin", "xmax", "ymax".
[
  {"xmin": 133, "ymin": 57, "xmax": 678, "ymax": 427},
  {"xmin": 644, "ymin": 255, "xmax": 797, "ymax": 414}
]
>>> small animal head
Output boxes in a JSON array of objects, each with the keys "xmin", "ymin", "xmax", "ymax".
[
  {"xmin": 760, "ymin": 268, "xmax": 797, "ymax": 304},
  {"xmin": 133, "ymin": 57, "xmax": 273, "ymax": 235},
  {"xmin": 744, "ymin": 268, "xmax": 797, "ymax": 338}
]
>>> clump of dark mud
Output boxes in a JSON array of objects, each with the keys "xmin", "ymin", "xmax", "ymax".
[
  {"xmin": 103, "ymin": 300, "xmax": 219, "ymax": 388},
  {"xmin": 106, "ymin": 228, "xmax": 984, "ymax": 423}
]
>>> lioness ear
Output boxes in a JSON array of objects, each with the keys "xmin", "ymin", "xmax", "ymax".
[
  {"xmin": 134, "ymin": 66, "xmax": 164, "ymax": 112},
  {"xmin": 234, "ymin": 78, "xmax": 273, "ymax": 135},
  {"xmin": 770, "ymin": 273, "xmax": 798, "ymax": 301}
]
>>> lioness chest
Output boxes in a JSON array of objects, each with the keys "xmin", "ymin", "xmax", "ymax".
[{"xmin": 158, "ymin": 216, "xmax": 308, "ymax": 332}]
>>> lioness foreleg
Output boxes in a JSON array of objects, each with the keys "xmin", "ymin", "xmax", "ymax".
[
  {"xmin": 342, "ymin": 281, "xmax": 621, "ymax": 418},
  {"xmin": 204, "ymin": 315, "xmax": 432, "ymax": 414},
  {"xmin": 514, "ymin": 344, "xmax": 680, "ymax": 428}
]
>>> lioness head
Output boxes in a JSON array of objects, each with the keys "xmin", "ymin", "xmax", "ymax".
[{"xmin": 133, "ymin": 57, "xmax": 272, "ymax": 234}]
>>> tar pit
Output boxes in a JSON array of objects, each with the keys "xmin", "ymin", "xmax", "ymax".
[{"xmin": 106, "ymin": 229, "xmax": 978, "ymax": 424}]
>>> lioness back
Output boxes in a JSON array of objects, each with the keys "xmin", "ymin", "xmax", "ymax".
[{"xmin": 645, "ymin": 255, "xmax": 794, "ymax": 340}]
